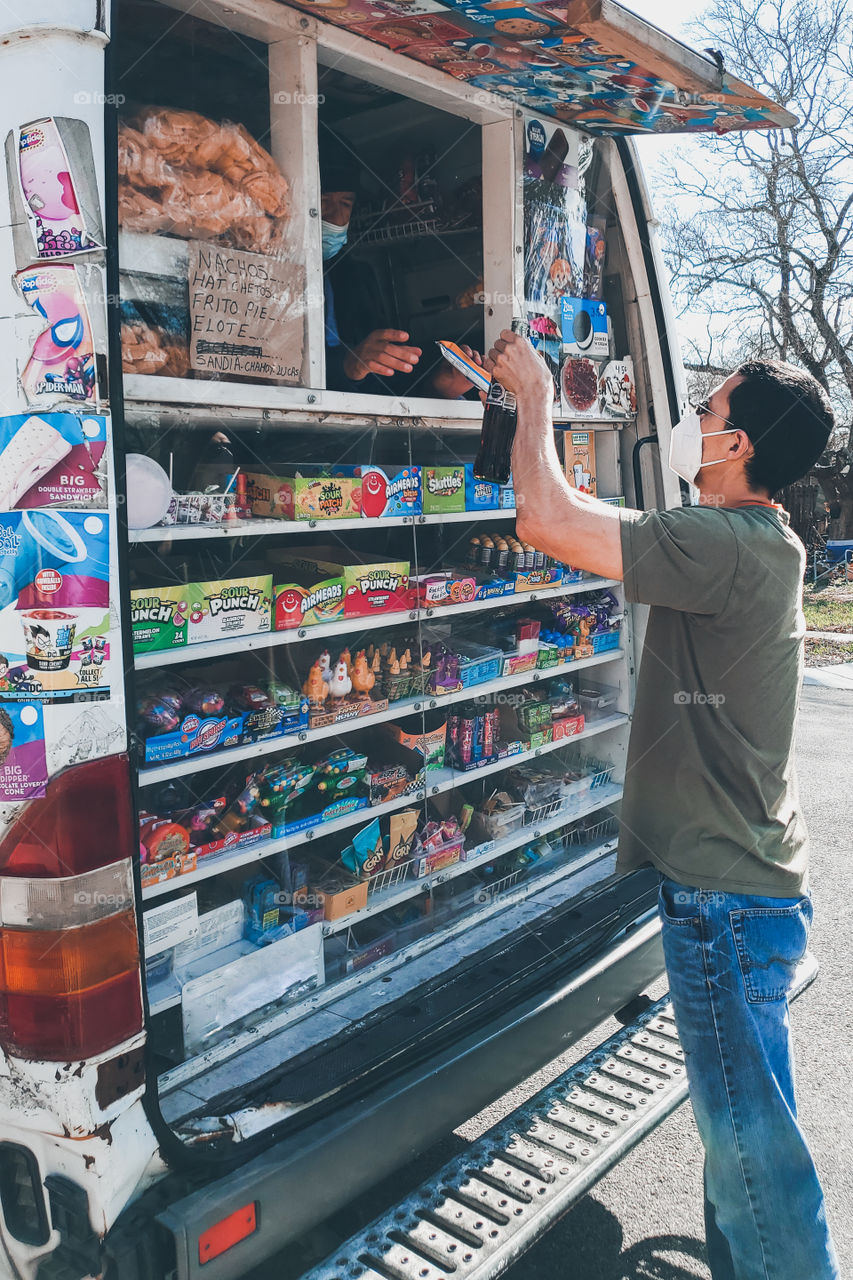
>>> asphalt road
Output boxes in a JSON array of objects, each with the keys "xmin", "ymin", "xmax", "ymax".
[{"xmin": 251, "ymin": 683, "xmax": 852, "ymax": 1280}]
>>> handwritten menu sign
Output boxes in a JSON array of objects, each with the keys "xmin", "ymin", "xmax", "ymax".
[{"xmin": 188, "ymin": 242, "xmax": 304, "ymax": 383}]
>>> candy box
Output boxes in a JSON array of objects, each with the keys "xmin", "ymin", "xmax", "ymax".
[
  {"xmin": 552, "ymin": 713, "xmax": 585, "ymax": 741},
  {"xmin": 512, "ymin": 566, "xmax": 562, "ymax": 593},
  {"xmin": 422, "ymin": 465, "xmax": 466, "ymax": 514},
  {"xmin": 140, "ymin": 710, "xmax": 245, "ymax": 764},
  {"xmin": 272, "ymin": 549, "xmax": 409, "ymax": 630},
  {"xmin": 498, "ymin": 480, "xmax": 516, "ymax": 510},
  {"xmin": 346, "ymin": 465, "xmax": 422, "ymax": 518},
  {"xmin": 131, "ymin": 574, "xmax": 273, "ymax": 653},
  {"xmin": 244, "ymin": 470, "xmax": 360, "ymax": 521},
  {"xmin": 464, "ymin": 465, "xmax": 499, "ymax": 511}
]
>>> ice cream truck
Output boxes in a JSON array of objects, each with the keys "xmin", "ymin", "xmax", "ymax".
[{"xmin": 0, "ymin": 2, "xmax": 796, "ymax": 1277}]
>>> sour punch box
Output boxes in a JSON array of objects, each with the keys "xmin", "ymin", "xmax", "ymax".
[
  {"xmin": 131, "ymin": 574, "xmax": 273, "ymax": 653},
  {"xmin": 272, "ymin": 550, "xmax": 410, "ymax": 630}
]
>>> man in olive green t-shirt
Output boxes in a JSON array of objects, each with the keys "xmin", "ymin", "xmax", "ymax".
[{"xmin": 485, "ymin": 333, "xmax": 839, "ymax": 1280}]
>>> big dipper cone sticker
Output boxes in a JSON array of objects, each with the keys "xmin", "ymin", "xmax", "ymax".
[
  {"xmin": 0, "ymin": 703, "xmax": 48, "ymax": 801},
  {"xmin": 0, "ymin": 509, "xmax": 110, "ymax": 702}
]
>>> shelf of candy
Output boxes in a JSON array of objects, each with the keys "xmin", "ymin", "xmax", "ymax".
[
  {"xmin": 128, "ymin": 459, "xmax": 519, "ymax": 535},
  {"xmin": 444, "ymin": 676, "xmax": 587, "ymax": 773},
  {"xmin": 136, "ymin": 672, "xmax": 309, "ymax": 766},
  {"xmin": 139, "ymin": 741, "xmax": 428, "ymax": 892}
]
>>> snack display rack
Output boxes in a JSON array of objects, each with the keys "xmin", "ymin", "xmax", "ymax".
[{"xmin": 101, "ymin": 0, "xmax": 655, "ymax": 1119}]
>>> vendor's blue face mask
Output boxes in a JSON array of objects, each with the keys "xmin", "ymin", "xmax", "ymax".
[{"xmin": 321, "ymin": 220, "xmax": 349, "ymax": 261}]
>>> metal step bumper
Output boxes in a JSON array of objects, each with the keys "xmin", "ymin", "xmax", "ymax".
[{"xmin": 303, "ymin": 954, "xmax": 819, "ymax": 1280}]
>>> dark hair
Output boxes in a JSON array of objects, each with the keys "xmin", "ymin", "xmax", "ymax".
[
  {"xmin": 319, "ymin": 128, "xmax": 361, "ymax": 195},
  {"xmin": 727, "ymin": 360, "xmax": 834, "ymax": 497},
  {"xmin": 0, "ymin": 708, "xmax": 13, "ymax": 741}
]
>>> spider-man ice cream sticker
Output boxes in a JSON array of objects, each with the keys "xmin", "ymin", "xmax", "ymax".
[
  {"xmin": 0, "ymin": 509, "xmax": 110, "ymax": 702},
  {"xmin": 17, "ymin": 119, "xmax": 102, "ymax": 258},
  {"xmin": 15, "ymin": 264, "xmax": 98, "ymax": 407},
  {"xmin": 0, "ymin": 703, "xmax": 48, "ymax": 801}
]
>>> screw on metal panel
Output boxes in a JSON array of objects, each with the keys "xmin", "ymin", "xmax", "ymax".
[
  {"xmin": 309, "ymin": 207, "xmax": 318, "ymax": 217},
  {"xmin": 307, "ymin": 394, "xmax": 317, "ymax": 403}
]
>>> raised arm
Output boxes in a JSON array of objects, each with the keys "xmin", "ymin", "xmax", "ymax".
[{"xmin": 485, "ymin": 329, "xmax": 624, "ymax": 581}]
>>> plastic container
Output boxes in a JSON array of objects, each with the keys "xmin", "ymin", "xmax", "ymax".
[
  {"xmin": 591, "ymin": 627, "xmax": 621, "ymax": 654},
  {"xmin": 477, "ymin": 801, "xmax": 526, "ymax": 841},
  {"xmin": 578, "ymin": 681, "xmax": 620, "ymax": 720}
]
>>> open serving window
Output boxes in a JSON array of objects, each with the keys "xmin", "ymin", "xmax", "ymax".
[{"xmin": 108, "ymin": 0, "xmax": 790, "ymax": 1145}]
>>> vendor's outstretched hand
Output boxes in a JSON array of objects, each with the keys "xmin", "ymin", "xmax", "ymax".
[
  {"xmin": 343, "ymin": 329, "xmax": 422, "ymax": 381},
  {"xmin": 485, "ymin": 329, "xmax": 551, "ymax": 403},
  {"xmin": 432, "ymin": 344, "xmax": 487, "ymax": 400}
]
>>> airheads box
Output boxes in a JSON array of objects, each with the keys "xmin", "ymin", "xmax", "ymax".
[
  {"xmin": 245, "ymin": 470, "xmax": 360, "ymax": 521},
  {"xmin": 272, "ymin": 549, "xmax": 410, "ymax": 630},
  {"xmin": 131, "ymin": 574, "xmax": 273, "ymax": 653},
  {"xmin": 464, "ymin": 465, "xmax": 499, "ymax": 511},
  {"xmin": 560, "ymin": 297, "xmax": 609, "ymax": 358},
  {"xmin": 422, "ymin": 466, "xmax": 466, "ymax": 514},
  {"xmin": 348, "ymin": 465, "xmax": 422, "ymax": 519}
]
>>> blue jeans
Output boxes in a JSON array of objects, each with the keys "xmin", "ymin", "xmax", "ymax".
[{"xmin": 658, "ymin": 876, "xmax": 839, "ymax": 1280}]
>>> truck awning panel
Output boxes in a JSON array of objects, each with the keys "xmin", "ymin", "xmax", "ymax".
[{"xmin": 287, "ymin": 0, "xmax": 795, "ymax": 134}]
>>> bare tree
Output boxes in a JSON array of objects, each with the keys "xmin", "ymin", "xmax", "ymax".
[{"xmin": 656, "ymin": 0, "xmax": 853, "ymax": 534}]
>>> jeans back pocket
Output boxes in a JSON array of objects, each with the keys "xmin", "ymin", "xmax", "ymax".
[{"xmin": 729, "ymin": 900, "xmax": 812, "ymax": 1002}]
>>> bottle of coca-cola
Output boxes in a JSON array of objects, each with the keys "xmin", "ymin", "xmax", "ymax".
[{"xmin": 473, "ymin": 318, "xmax": 529, "ymax": 485}]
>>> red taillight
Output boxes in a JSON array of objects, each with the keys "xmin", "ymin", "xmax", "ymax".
[
  {"xmin": 0, "ymin": 757, "xmax": 143, "ymax": 1060},
  {"xmin": 0, "ymin": 754, "xmax": 136, "ymax": 878},
  {"xmin": 198, "ymin": 1204, "xmax": 258, "ymax": 1265}
]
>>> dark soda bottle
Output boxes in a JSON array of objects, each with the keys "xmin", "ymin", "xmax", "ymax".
[{"xmin": 473, "ymin": 318, "xmax": 529, "ymax": 484}]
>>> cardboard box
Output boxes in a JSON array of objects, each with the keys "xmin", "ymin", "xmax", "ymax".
[
  {"xmin": 273, "ymin": 549, "xmax": 410, "ymax": 630},
  {"xmin": 350, "ymin": 465, "xmax": 422, "ymax": 518},
  {"xmin": 307, "ymin": 696, "xmax": 390, "ymax": 731},
  {"xmin": 245, "ymin": 471, "xmax": 360, "ymax": 521},
  {"xmin": 422, "ymin": 465, "xmax": 466, "ymax": 514},
  {"xmin": 564, "ymin": 430, "xmax": 596, "ymax": 497},
  {"xmin": 273, "ymin": 794, "xmax": 370, "ymax": 839},
  {"xmin": 512, "ymin": 567, "xmax": 562, "ymax": 593},
  {"xmin": 464, "ymin": 465, "xmax": 499, "ymax": 510},
  {"xmin": 131, "ymin": 575, "xmax": 273, "ymax": 653},
  {"xmin": 140, "ymin": 711, "xmax": 245, "ymax": 764},
  {"xmin": 314, "ymin": 876, "xmax": 369, "ymax": 922},
  {"xmin": 552, "ymin": 713, "xmax": 585, "ymax": 741}
]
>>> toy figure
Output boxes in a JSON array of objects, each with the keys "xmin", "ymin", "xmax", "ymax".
[
  {"xmin": 351, "ymin": 650, "xmax": 375, "ymax": 698},
  {"xmin": 318, "ymin": 649, "xmax": 332, "ymax": 684},
  {"xmin": 303, "ymin": 661, "xmax": 328, "ymax": 705},
  {"xmin": 328, "ymin": 659, "xmax": 352, "ymax": 700}
]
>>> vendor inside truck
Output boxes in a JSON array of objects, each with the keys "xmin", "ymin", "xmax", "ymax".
[{"xmin": 320, "ymin": 127, "xmax": 484, "ymax": 399}]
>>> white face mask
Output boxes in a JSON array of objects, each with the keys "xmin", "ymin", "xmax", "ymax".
[{"xmin": 668, "ymin": 411, "xmax": 740, "ymax": 486}]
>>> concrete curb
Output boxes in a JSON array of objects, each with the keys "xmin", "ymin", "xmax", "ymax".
[{"xmin": 803, "ymin": 663, "xmax": 853, "ymax": 689}]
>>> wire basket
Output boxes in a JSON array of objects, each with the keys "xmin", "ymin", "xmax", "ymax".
[
  {"xmin": 523, "ymin": 795, "xmax": 568, "ymax": 827},
  {"xmin": 565, "ymin": 815, "xmax": 619, "ymax": 847},
  {"xmin": 366, "ymin": 861, "xmax": 410, "ymax": 896}
]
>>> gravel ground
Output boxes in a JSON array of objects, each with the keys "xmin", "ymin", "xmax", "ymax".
[{"xmin": 250, "ymin": 684, "xmax": 852, "ymax": 1280}]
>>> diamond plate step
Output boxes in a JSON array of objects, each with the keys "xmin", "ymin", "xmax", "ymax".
[{"xmin": 303, "ymin": 955, "xmax": 818, "ymax": 1280}]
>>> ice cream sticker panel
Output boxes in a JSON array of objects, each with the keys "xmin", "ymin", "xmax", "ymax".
[
  {"xmin": 0, "ymin": 510, "xmax": 111, "ymax": 701},
  {"xmin": 0, "ymin": 413, "xmax": 107, "ymax": 509},
  {"xmin": 0, "ymin": 703, "xmax": 48, "ymax": 802}
]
